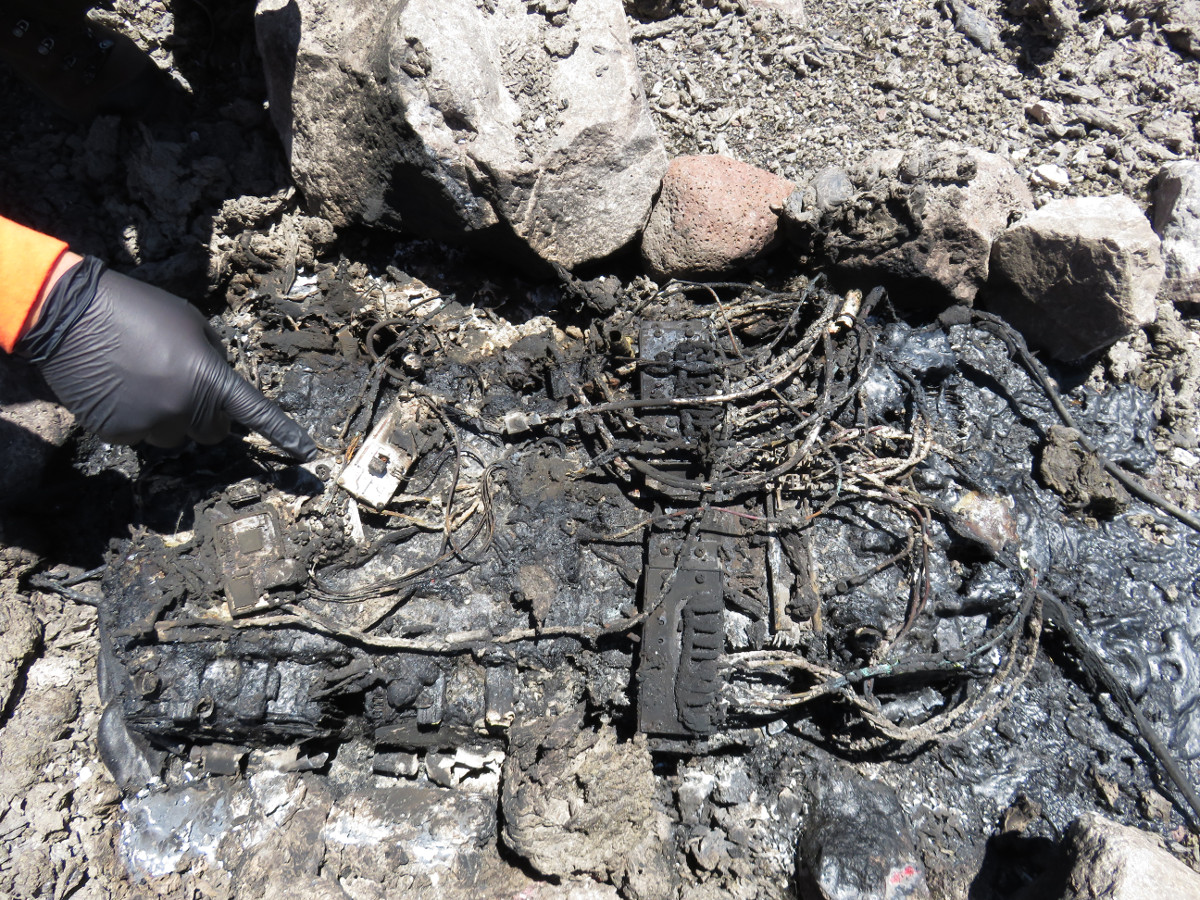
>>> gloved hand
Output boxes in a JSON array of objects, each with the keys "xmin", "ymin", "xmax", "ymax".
[{"xmin": 17, "ymin": 256, "xmax": 317, "ymax": 460}]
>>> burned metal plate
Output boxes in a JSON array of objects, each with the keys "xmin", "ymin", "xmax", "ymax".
[
  {"xmin": 195, "ymin": 493, "xmax": 305, "ymax": 617},
  {"xmin": 637, "ymin": 319, "xmax": 722, "ymax": 498},
  {"xmin": 638, "ymin": 534, "xmax": 725, "ymax": 736},
  {"xmin": 337, "ymin": 398, "xmax": 426, "ymax": 509}
]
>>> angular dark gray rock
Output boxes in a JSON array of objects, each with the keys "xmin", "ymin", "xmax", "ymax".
[
  {"xmin": 784, "ymin": 141, "xmax": 1033, "ymax": 307},
  {"xmin": 986, "ymin": 195, "xmax": 1163, "ymax": 361},
  {"xmin": 1152, "ymin": 160, "xmax": 1200, "ymax": 307},
  {"xmin": 942, "ymin": 0, "xmax": 1002, "ymax": 52},
  {"xmin": 254, "ymin": 0, "xmax": 667, "ymax": 270},
  {"xmin": 796, "ymin": 763, "xmax": 930, "ymax": 900}
]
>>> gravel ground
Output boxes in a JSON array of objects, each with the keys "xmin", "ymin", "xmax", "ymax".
[
  {"xmin": 2, "ymin": 0, "xmax": 1200, "ymax": 898},
  {"xmin": 637, "ymin": 0, "xmax": 1200, "ymax": 203}
]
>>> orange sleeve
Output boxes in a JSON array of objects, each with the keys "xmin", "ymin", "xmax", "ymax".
[{"xmin": 0, "ymin": 215, "xmax": 69, "ymax": 353}]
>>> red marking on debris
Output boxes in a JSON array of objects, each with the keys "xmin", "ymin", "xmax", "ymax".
[{"xmin": 888, "ymin": 865, "xmax": 918, "ymax": 884}]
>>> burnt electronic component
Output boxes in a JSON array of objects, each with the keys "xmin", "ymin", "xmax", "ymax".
[
  {"xmin": 86, "ymin": 276, "xmax": 1200, "ymax": 884},
  {"xmin": 636, "ymin": 320, "xmax": 722, "ymax": 498},
  {"xmin": 637, "ymin": 534, "xmax": 726, "ymax": 736},
  {"xmin": 214, "ymin": 510, "xmax": 299, "ymax": 615},
  {"xmin": 108, "ymin": 617, "xmax": 347, "ymax": 746},
  {"xmin": 484, "ymin": 667, "xmax": 516, "ymax": 730},
  {"xmin": 195, "ymin": 490, "xmax": 306, "ymax": 617},
  {"xmin": 337, "ymin": 398, "xmax": 428, "ymax": 509},
  {"xmin": 634, "ymin": 321, "xmax": 731, "ymax": 736}
]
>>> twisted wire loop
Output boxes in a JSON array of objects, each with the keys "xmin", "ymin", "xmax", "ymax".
[
  {"xmin": 573, "ymin": 281, "xmax": 1079, "ymax": 758},
  {"xmin": 571, "ymin": 279, "xmax": 1001, "ymax": 747}
]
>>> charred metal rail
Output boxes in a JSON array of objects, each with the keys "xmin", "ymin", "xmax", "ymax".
[{"xmin": 638, "ymin": 533, "xmax": 725, "ymax": 736}]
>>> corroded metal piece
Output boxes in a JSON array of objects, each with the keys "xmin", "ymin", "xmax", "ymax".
[{"xmin": 638, "ymin": 533, "xmax": 725, "ymax": 736}]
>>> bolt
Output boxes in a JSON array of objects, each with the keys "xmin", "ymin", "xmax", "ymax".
[{"xmin": 695, "ymin": 573, "xmax": 706, "ymax": 584}]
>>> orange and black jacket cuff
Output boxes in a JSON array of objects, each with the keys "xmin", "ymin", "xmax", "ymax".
[{"xmin": 0, "ymin": 215, "xmax": 69, "ymax": 353}]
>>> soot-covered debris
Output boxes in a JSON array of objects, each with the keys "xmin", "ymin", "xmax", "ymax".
[{"xmin": 79, "ymin": 260, "xmax": 1200, "ymax": 897}]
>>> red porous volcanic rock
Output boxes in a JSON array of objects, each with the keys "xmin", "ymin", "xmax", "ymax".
[{"xmin": 641, "ymin": 154, "xmax": 795, "ymax": 280}]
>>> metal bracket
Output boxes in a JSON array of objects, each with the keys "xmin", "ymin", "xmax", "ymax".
[
  {"xmin": 337, "ymin": 398, "xmax": 426, "ymax": 509},
  {"xmin": 209, "ymin": 505, "xmax": 303, "ymax": 616},
  {"xmin": 637, "ymin": 534, "xmax": 725, "ymax": 736}
]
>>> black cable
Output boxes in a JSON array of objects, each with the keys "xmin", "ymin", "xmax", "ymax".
[
  {"xmin": 971, "ymin": 309, "xmax": 1200, "ymax": 535},
  {"xmin": 28, "ymin": 574, "xmax": 100, "ymax": 607},
  {"xmin": 1039, "ymin": 589, "xmax": 1200, "ymax": 826}
]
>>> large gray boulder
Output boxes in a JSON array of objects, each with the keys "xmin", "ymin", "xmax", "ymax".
[
  {"xmin": 255, "ymin": 0, "xmax": 667, "ymax": 270},
  {"xmin": 1063, "ymin": 812, "xmax": 1200, "ymax": 900},
  {"xmin": 1152, "ymin": 160, "xmax": 1200, "ymax": 306},
  {"xmin": 783, "ymin": 142, "xmax": 1033, "ymax": 307},
  {"xmin": 986, "ymin": 195, "xmax": 1163, "ymax": 361}
]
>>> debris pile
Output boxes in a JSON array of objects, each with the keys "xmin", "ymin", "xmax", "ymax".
[
  {"xmin": 84, "ymin": 262, "xmax": 1200, "ymax": 897},
  {"xmin": 2, "ymin": 0, "xmax": 1200, "ymax": 897}
]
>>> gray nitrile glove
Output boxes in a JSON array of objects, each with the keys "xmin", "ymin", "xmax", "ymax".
[{"xmin": 17, "ymin": 256, "xmax": 317, "ymax": 460}]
